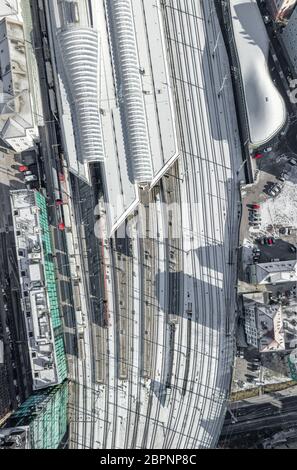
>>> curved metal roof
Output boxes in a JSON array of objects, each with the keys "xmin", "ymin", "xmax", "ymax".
[
  {"xmin": 108, "ymin": 0, "xmax": 153, "ymax": 183},
  {"xmin": 230, "ymin": 0, "xmax": 287, "ymax": 147},
  {"xmin": 58, "ymin": 27, "xmax": 104, "ymax": 162}
]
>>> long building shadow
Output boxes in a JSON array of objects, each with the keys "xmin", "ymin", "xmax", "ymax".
[{"xmin": 156, "ymin": 268, "xmax": 229, "ymax": 330}]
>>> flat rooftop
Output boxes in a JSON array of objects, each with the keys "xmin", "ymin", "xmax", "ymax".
[
  {"xmin": 230, "ymin": 0, "xmax": 287, "ymax": 147},
  {"xmin": 10, "ymin": 190, "xmax": 66, "ymax": 390},
  {"xmin": 0, "ymin": 17, "xmax": 35, "ymax": 143}
]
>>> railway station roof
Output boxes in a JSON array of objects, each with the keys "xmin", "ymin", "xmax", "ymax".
[{"xmin": 230, "ymin": 0, "xmax": 287, "ymax": 147}]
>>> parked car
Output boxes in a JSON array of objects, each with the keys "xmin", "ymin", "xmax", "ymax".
[
  {"xmin": 263, "ymin": 146, "xmax": 272, "ymax": 153},
  {"xmin": 249, "ymin": 214, "xmax": 261, "ymax": 221},
  {"xmin": 251, "ymin": 204, "xmax": 261, "ymax": 209},
  {"xmin": 280, "ymin": 227, "xmax": 292, "ymax": 235},
  {"xmin": 253, "ymin": 153, "xmax": 264, "ymax": 159},
  {"xmin": 289, "ymin": 158, "xmax": 297, "ymax": 166},
  {"xmin": 278, "ymin": 171, "xmax": 288, "ymax": 182},
  {"xmin": 268, "ymin": 189, "xmax": 276, "ymax": 197},
  {"xmin": 289, "ymin": 245, "xmax": 296, "ymax": 253}
]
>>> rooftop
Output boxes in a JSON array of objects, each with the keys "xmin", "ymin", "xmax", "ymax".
[
  {"xmin": 255, "ymin": 259, "xmax": 297, "ymax": 284},
  {"xmin": 10, "ymin": 190, "xmax": 67, "ymax": 390},
  {"xmin": 0, "ymin": 427, "xmax": 30, "ymax": 449},
  {"xmin": 244, "ymin": 297, "xmax": 285, "ymax": 352},
  {"xmin": 230, "ymin": 0, "xmax": 287, "ymax": 147},
  {"xmin": 57, "ymin": 25, "xmax": 104, "ymax": 163},
  {"xmin": 257, "ymin": 303, "xmax": 285, "ymax": 352},
  {"xmin": 47, "ymin": 0, "xmax": 179, "ymax": 231},
  {"xmin": 0, "ymin": 17, "xmax": 35, "ymax": 145}
]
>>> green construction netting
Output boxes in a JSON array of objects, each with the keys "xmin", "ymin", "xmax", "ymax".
[
  {"xmin": 11, "ymin": 381, "xmax": 68, "ymax": 449},
  {"xmin": 54, "ymin": 335, "xmax": 67, "ymax": 382}
]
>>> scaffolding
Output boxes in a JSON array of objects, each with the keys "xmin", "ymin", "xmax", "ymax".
[
  {"xmin": 35, "ymin": 191, "xmax": 67, "ymax": 383},
  {"xmin": 10, "ymin": 381, "xmax": 68, "ymax": 449}
]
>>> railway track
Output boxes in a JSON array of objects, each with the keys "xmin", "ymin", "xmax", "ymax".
[
  {"xmin": 68, "ymin": 0, "xmax": 241, "ymax": 450},
  {"xmin": 160, "ymin": 0, "xmax": 240, "ymax": 448}
]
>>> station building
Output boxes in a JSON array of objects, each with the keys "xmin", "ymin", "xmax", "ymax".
[{"xmin": 0, "ymin": 17, "xmax": 39, "ymax": 152}]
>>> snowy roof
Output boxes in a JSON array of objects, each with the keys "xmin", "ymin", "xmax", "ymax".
[
  {"xmin": 243, "ymin": 299, "xmax": 285, "ymax": 352},
  {"xmin": 256, "ymin": 260, "xmax": 297, "ymax": 284},
  {"xmin": 230, "ymin": 0, "xmax": 287, "ymax": 147},
  {"xmin": 10, "ymin": 190, "xmax": 60, "ymax": 390}
]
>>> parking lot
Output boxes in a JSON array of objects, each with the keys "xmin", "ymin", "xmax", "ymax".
[{"xmin": 240, "ymin": 148, "xmax": 297, "ymax": 272}]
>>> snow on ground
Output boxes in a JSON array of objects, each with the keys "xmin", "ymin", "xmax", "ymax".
[{"xmin": 259, "ymin": 180, "xmax": 297, "ymax": 233}]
